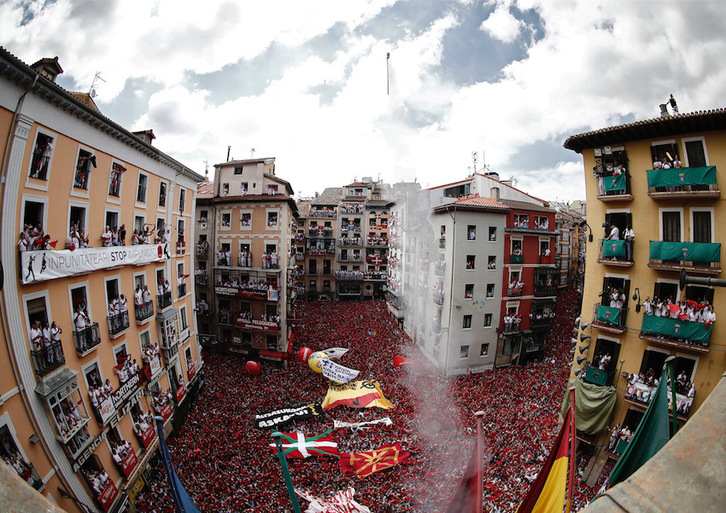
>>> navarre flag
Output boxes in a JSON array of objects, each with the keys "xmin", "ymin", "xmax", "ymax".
[
  {"xmin": 268, "ymin": 429, "xmax": 339, "ymax": 459},
  {"xmin": 393, "ymin": 355, "xmax": 413, "ymax": 368},
  {"xmin": 339, "ymin": 443, "xmax": 410, "ymax": 479},
  {"xmin": 517, "ymin": 408, "xmax": 572, "ymax": 513},
  {"xmin": 296, "ymin": 487, "xmax": 371, "ymax": 513},
  {"xmin": 322, "ymin": 379, "xmax": 393, "ymax": 410},
  {"xmin": 608, "ymin": 368, "xmax": 670, "ymax": 487}
]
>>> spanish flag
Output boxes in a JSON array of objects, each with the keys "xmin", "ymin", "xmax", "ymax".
[{"xmin": 517, "ymin": 408, "xmax": 573, "ymax": 513}]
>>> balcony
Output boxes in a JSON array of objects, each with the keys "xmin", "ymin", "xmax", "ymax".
[
  {"xmin": 367, "ymin": 237, "xmax": 388, "ymax": 247},
  {"xmin": 646, "ymin": 166, "xmax": 720, "ymax": 200},
  {"xmin": 639, "ymin": 314, "xmax": 711, "ymax": 354},
  {"xmin": 157, "ymin": 292, "xmax": 172, "ymax": 310},
  {"xmin": 597, "ymin": 239, "xmax": 633, "ymax": 267},
  {"xmin": 591, "ymin": 303, "xmax": 628, "ymax": 334},
  {"xmin": 73, "ymin": 323, "xmax": 101, "ymax": 355},
  {"xmin": 338, "ymin": 254, "xmax": 363, "ymax": 263},
  {"xmin": 439, "ymin": 238, "xmax": 446, "ymax": 249},
  {"xmin": 529, "ymin": 313, "xmax": 554, "ymax": 329},
  {"xmin": 306, "ymin": 247, "xmax": 335, "ymax": 256},
  {"xmin": 432, "ymin": 291, "xmax": 444, "ymax": 306},
  {"xmin": 596, "ymin": 172, "xmax": 633, "ymax": 202},
  {"xmin": 510, "ymin": 253, "xmax": 524, "ymax": 264},
  {"xmin": 648, "ymin": 241, "xmax": 721, "ymax": 275},
  {"xmin": 217, "ymin": 255, "xmax": 231, "ymax": 266},
  {"xmin": 106, "ymin": 311, "xmax": 130, "ymax": 337},
  {"xmin": 31, "ymin": 341, "xmax": 65, "ymax": 377},
  {"xmin": 196, "ymin": 244, "xmax": 208, "ymax": 257},
  {"xmin": 309, "ymin": 208, "xmax": 337, "ymax": 218},
  {"xmin": 218, "ymin": 312, "xmax": 234, "ymax": 325},
  {"xmin": 195, "ymin": 273, "xmax": 207, "ymax": 286},
  {"xmin": 135, "ymin": 300, "xmax": 154, "ymax": 323},
  {"xmin": 335, "ymin": 271, "xmax": 364, "ymax": 281},
  {"xmin": 364, "ymin": 272, "xmax": 386, "ymax": 281},
  {"xmin": 178, "ymin": 283, "xmax": 187, "ymax": 297},
  {"xmin": 308, "ymin": 229, "xmax": 320, "ymax": 237},
  {"xmin": 503, "ymin": 319, "xmax": 521, "ymax": 334},
  {"xmin": 339, "ymin": 237, "xmax": 363, "ymax": 247},
  {"xmin": 625, "ymin": 380, "xmax": 693, "ymax": 418},
  {"xmin": 533, "ymin": 268, "xmax": 558, "ymax": 296},
  {"xmin": 507, "ymin": 283, "xmax": 523, "ymax": 297}
]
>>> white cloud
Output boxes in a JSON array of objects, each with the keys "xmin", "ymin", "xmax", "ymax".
[{"xmin": 480, "ymin": 2, "xmax": 524, "ymax": 43}]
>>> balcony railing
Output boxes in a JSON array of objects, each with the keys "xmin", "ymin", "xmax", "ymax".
[
  {"xmin": 107, "ymin": 311, "xmax": 130, "ymax": 336},
  {"xmin": 502, "ymin": 319, "xmax": 521, "ymax": 334},
  {"xmin": 439, "ymin": 238, "xmax": 446, "ymax": 249},
  {"xmin": 646, "ymin": 166, "xmax": 719, "ymax": 199},
  {"xmin": 31, "ymin": 342, "xmax": 65, "ymax": 377},
  {"xmin": 432, "ymin": 292, "xmax": 444, "ymax": 306},
  {"xmin": 529, "ymin": 314, "xmax": 554, "ymax": 329},
  {"xmin": 648, "ymin": 241, "xmax": 721, "ymax": 273},
  {"xmin": 308, "ymin": 229, "xmax": 320, "ymax": 237},
  {"xmin": 309, "ymin": 208, "xmax": 337, "ymax": 218},
  {"xmin": 592, "ymin": 303, "xmax": 628, "ymax": 332},
  {"xmin": 335, "ymin": 271, "xmax": 364, "ymax": 281},
  {"xmin": 195, "ymin": 274, "xmax": 207, "ymax": 286},
  {"xmin": 639, "ymin": 314, "xmax": 712, "ymax": 353},
  {"xmin": 218, "ymin": 313, "xmax": 234, "ymax": 325},
  {"xmin": 597, "ymin": 239, "xmax": 633, "ymax": 266},
  {"xmin": 625, "ymin": 380, "xmax": 694, "ymax": 417},
  {"xmin": 338, "ymin": 237, "xmax": 363, "ymax": 247},
  {"xmin": 306, "ymin": 247, "xmax": 335, "ymax": 256},
  {"xmin": 178, "ymin": 284, "xmax": 187, "ymax": 297},
  {"xmin": 135, "ymin": 300, "xmax": 154, "ymax": 323},
  {"xmin": 507, "ymin": 284, "xmax": 523, "ymax": 297},
  {"xmin": 196, "ymin": 244, "xmax": 208, "ymax": 257},
  {"xmin": 157, "ymin": 292, "xmax": 172, "ymax": 310},
  {"xmin": 73, "ymin": 323, "xmax": 101, "ymax": 354},
  {"xmin": 338, "ymin": 254, "xmax": 363, "ymax": 262}
]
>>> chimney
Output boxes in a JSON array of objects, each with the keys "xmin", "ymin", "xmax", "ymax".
[
  {"xmin": 490, "ymin": 186, "xmax": 500, "ymax": 202},
  {"xmin": 132, "ymin": 130, "xmax": 156, "ymax": 146},
  {"xmin": 30, "ymin": 56, "xmax": 63, "ymax": 83}
]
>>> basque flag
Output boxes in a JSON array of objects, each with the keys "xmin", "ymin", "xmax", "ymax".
[{"xmin": 269, "ymin": 429, "xmax": 339, "ymax": 459}]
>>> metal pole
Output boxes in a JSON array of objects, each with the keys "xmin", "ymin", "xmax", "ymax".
[
  {"xmin": 475, "ymin": 410, "xmax": 485, "ymax": 513},
  {"xmin": 272, "ymin": 431, "xmax": 302, "ymax": 513},
  {"xmin": 566, "ymin": 386, "xmax": 577, "ymax": 513}
]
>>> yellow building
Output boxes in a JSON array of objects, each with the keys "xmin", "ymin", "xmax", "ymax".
[
  {"xmin": 205, "ymin": 158, "xmax": 298, "ymax": 359},
  {"xmin": 564, "ymin": 107, "xmax": 726, "ymax": 481},
  {"xmin": 0, "ymin": 49, "xmax": 205, "ymax": 511}
]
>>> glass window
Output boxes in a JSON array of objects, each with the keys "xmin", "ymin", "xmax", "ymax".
[
  {"xmin": 488, "ymin": 227, "xmax": 496, "ymax": 241},
  {"xmin": 108, "ymin": 162, "xmax": 125, "ymax": 197},
  {"xmin": 158, "ymin": 182, "xmax": 167, "ymax": 206},
  {"xmin": 73, "ymin": 149, "xmax": 95, "ymax": 189},
  {"xmin": 484, "ymin": 313, "xmax": 492, "ymax": 327},
  {"xmin": 466, "ymin": 255, "xmax": 475, "ymax": 269},
  {"xmin": 464, "ymin": 284, "xmax": 474, "ymax": 299},
  {"xmin": 136, "ymin": 174, "xmax": 147, "ymax": 202},
  {"xmin": 662, "ymin": 212, "xmax": 681, "ymax": 242},
  {"xmin": 467, "ymin": 225, "xmax": 476, "ymax": 240},
  {"xmin": 480, "ymin": 343, "xmax": 489, "ymax": 357},
  {"xmin": 462, "ymin": 315, "xmax": 472, "ymax": 329},
  {"xmin": 29, "ymin": 131, "xmax": 54, "ymax": 180},
  {"xmin": 459, "ymin": 345, "xmax": 470, "ymax": 358}
]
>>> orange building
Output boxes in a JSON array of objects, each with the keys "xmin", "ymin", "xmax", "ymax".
[{"xmin": 0, "ymin": 49, "xmax": 204, "ymax": 511}]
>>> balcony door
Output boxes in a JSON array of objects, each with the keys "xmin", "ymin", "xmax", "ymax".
[
  {"xmin": 684, "ymin": 140, "xmax": 707, "ymax": 167},
  {"xmin": 661, "ymin": 211, "xmax": 681, "ymax": 242},
  {"xmin": 692, "ymin": 211, "xmax": 712, "ymax": 243}
]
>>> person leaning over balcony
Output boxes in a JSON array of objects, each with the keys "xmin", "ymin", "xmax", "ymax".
[
  {"xmin": 624, "ymin": 225, "xmax": 634, "ymax": 261},
  {"xmin": 73, "ymin": 306, "xmax": 88, "ymax": 351},
  {"xmin": 135, "ymin": 286, "xmax": 143, "ymax": 306},
  {"xmin": 51, "ymin": 322, "xmax": 63, "ymax": 361},
  {"xmin": 42, "ymin": 321, "xmax": 54, "ymax": 365}
]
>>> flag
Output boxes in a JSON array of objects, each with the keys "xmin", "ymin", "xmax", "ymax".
[
  {"xmin": 608, "ymin": 370, "xmax": 670, "ymax": 487},
  {"xmin": 296, "ymin": 487, "xmax": 371, "ymax": 513},
  {"xmin": 322, "ymin": 347, "xmax": 349, "ymax": 360},
  {"xmin": 393, "ymin": 355, "xmax": 413, "ymax": 368},
  {"xmin": 321, "ymin": 359, "xmax": 360, "ymax": 383},
  {"xmin": 255, "ymin": 404, "xmax": 325, "ymax": 430},
  {"xmin": 339, "ymin": 443, "xmax": 409, "ymax": 478},
  {"xmin": 445, "ymin": 442, "xmax": 481, "ymax": 513},
  {"xmin": 517, "ymin": 408, "xmax": 572, "ymax": 513},
  {"xmin": 154, "ymin": 417, "xmax": 201, "ymax": 513},
  {"xmin": 269, "ymin": 430, "xmax": 339, "ymax": 459},
  {"xmin": 333, "ymin": 417, "xmax": 392, "ymax": 430},
  {"xmin": 322, "ymin": 379, "xmax": 393, "ymax": 410}
]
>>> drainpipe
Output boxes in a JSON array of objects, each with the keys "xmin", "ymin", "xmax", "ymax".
[{"xmin": 444, "ymin": 204, "xmax": 457, "ymax": 376}]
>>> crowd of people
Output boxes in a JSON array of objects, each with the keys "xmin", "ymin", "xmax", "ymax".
[
  {"xmin": 135, "ymin": 290, "xmax": 598, "ymax": 512},
  {"xmin": 642, "ymin": 297, "xmax": 716, "ymax": 325}
]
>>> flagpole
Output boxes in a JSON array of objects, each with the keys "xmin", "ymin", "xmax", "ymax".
[
  {"xmin": 665, "ymin": 357, "xmax": 678, "ymax": 437},
  {"xmin": 475, "ymin": 410, "xmax": 485, "ymax": 513},
  {"xmin": 565, "ymin": 386, "xmax": 576, "ymax": 513},
  {"xmin": 271, "ymin": 431, "xmax": 302, "ymax": 513}
]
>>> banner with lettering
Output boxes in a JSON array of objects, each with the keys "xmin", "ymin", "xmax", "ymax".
[
  {"xmin": 20, "ymin": 243, "xmax": 169, "ymax": 285},
  {"xmin": 321, "ymin": 359, "xmax": 360, "ymax": 384},
  {"xmin": 254, "ymin": 403, "xmax": 325, "ymax": 430}
]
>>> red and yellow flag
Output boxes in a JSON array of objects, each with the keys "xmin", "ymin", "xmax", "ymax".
[
  {"xmin": 321, "ymin": 379, "xmax": 393, "ymax": 410},
  {"xmin": 517, "ymin": 408, "xmax": 572, "ymax": 513},
  {"xmin": 339, "ymin": 443, "xmax": 409, "ymax": 478}
]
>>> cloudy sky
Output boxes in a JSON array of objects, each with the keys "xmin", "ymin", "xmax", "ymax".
[{"xmin": 3, "ymin": 0, "xmax": 726, "ymax": 202}]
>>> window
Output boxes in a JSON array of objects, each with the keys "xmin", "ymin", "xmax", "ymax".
[
  {"xmin": 536, "ymin": 216, "xmax": 549, "ymax": 230},
  {"xmin": 178, "ymin": 188, "xmax": 186, "ymax": 212},
  {"xmin": 241, "ymin": 213, "xmax": 251, "ymax": 227},
  {"xmin": 684, "ymin": 139, "xmax": 707, "ymax": 167},
  {"xmin": 444, "ymin": 183, "xmax": 470, "ymax": 198},
  {"xmin": 462, "ymin": 315, "xmax": 472, "ymax": 329},
  {"xmin": 267, "ymin": 212, "xmax": 278, "ymax": 227},
  {"xmin": 29, "ymin": 130, "xmax": 55, "ymax": 181},
  {"xmin": 464, "ymin": 284, "xmax": 474, "ymax": 299},
  {"xmin": 108, "ymin": 162, "xmax": 125, "ymax": 197},
  {"xmin": 73, "ymin": 148, "xmax": 95, "ymax": 189},
  {"xmin": 234, "ymin": 166, "xmax": 243, "ymax": 175},
  {"xmin": 23, "ymin": 200, "xmax": 45, "ymax": 232},
  {"xmin": 136, "ymin": 174, "xmax": 148, "ymax": 203},
  {"xmin": 480, "ymin": 343, "xmax": 489, "ymax": 357},
  {"xmin": 266, "ymin": 335, "xmax": 278, "ymax": 350},
  {"xmin": 105, "ymin": 211, "xmax": 119, "ymax": 232},
  {"xmin": 466, "ymin": 255, "xmax": 475, "ymax": 270},
  {"xmin": 486, "ymin": 284, "xmax": 495, "ymax": 297},
  {"xmin": 222, "ymin": 183, "xmax": 229, "ymax": 196},
  {"xmin": 69, "ymin": 204, "xmax": 88, "ymax": 240},
  {"xmin": 662, "ymin": 211, "xmax": 681, "ymax": 242},
  {"xmin": 158, "ymin": 182, "xmax": 167, "ymax": 207},
  {"xmin": 488, "ymin": 227, "xmax": 496, "ymax": 241},
  {"xmin": 487, "ymin": 256, "xmax": 496, "ymax": 269},
  {"xmin": 440, "ymin": 226, "xmax": 446, "ymax": 238},
  {"xmin": 221, "ymin": 213, "xmax": 231, "ymax": 227},
  {"xmin": 459, "ymin": 345, "xmax": 470, "ymax": 358},
  {"xmin": 511, "ymin": 239, "xmax": 522, "ymax": 255},
  {"xmin": 484, "ymin": 313, "xmax": 493, "ymax": 327},
  {"xmin": 241, "ymin": 182, "xmax": 248, "ymax": 194},
  {"xmin": 692, "ymin": 211, "xmax": 712, "ymax": 243},
  {"xmin": 514, "ymin": 214, "xmax": 529, "ymax": 229},
  {"xmin": 467, "ymin": 225, "xmax": 476, "ymax": 240}
]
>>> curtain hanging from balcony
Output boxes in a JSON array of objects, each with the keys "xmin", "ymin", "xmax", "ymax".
[
  {"xmin": 596, "ymin": 304, "xmax": 620, "ymax": 325},
  {"xmin": 641, "ymin": 315, "xmax": 712, "ymax": 343},
  {"xmin": 560, "ymin": 379, "xmax": 617, "ymax": 434},
  {"xmin": 603, "ymin": 174, "xmax": 626, "ymax": 192},
  {"xmin": 649, "ymin": 241, "xmax": 721, "ymax": 263},
  {"xmin": 646, "ymin": 166, "xmax": 717, "ymax": 188},
  {"xmin": 603, "ymin": 239, "xmax": 626, "ymax": 258}
]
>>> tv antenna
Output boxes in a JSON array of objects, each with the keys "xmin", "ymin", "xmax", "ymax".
[{"xmin": 89, "ymin": 71, "xmax": 105, "ymax": 98}]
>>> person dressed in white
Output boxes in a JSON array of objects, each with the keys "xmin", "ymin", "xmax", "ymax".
[
  {"xmin": 623, "ymin": 225, "xmax": 635, "ymax": 261},
  {"xmin": 101, "ymin": 226, "xmax": 112, "ymax": 247},
  {"xmin": 142, "ymin": 285, "xmax": 151, "ymax": 304},
  {"xmin": 606, "ymin": 224, "xmax": 620, "ymax": 241}
]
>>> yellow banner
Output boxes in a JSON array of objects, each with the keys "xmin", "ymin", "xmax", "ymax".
[{"xmin": 322, "ymin": 379, "xmax": 393, "ymax": 410}]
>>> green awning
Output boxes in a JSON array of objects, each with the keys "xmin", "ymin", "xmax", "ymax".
[
  {"xmin": 603, "ymin": 239, "xmax": 626, "ymax": 258},
  {"xmin": 649, "ymin": 241, "xmax": 721, "ymax": 263},
  {"xmin": 603, "ymin": 174, "xmax": 626, "ymax": 192},
  {"xmin": 561, "ymin": 379, "xmax": 617, "ymax": 434},
  {"xmin": 597, "ymin": 304, "xmax": 621, "ymax": 325},
  {"xmin": 647, "ymin": 166, "xmax": 717, "ymax": 188},
  {"xmin": 641, "ymin": 315, "xmax": 712, "ymax": 343},
  {"xmin": 511, "ymin": 254, "xmax": 524, "ymax": 264}
]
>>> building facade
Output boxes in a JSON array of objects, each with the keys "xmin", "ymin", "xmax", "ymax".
[
  {"xmin": 0, "ymin": 49, "xmax": 204, "ymax": 511},
  {"xmin": 564, "ymin": 107, "xmax": 726, "ymax": 482}
]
